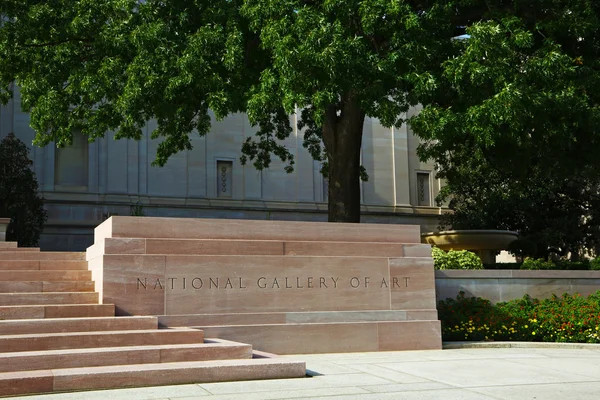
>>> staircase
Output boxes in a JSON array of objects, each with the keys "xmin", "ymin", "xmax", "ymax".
[{"xmin": 0, "ymin": 242, "xmax": 305, "ymax": 397}]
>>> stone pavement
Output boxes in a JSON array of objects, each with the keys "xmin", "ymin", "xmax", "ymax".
[{"xmin": 12, "ymin": 345, "xmax": 600, "ymax": 400}]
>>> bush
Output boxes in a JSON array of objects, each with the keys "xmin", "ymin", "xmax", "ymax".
[
  {"xmin": 520, "ymin": 258, "xmax": 593, "ymax": 270},
  {"xmin": 590, "ymin": 257, "xmax": 600, "ymax": 271},
  {"xmin": 438, "ymin": 291, "xmax": 600, "ymax": 343},
  {"xmin": 520, "ymin": 258, "xmax": 556, "ymax": 270},
  {"xmin": 432, "ymin": 247, "xmax": 483, "ymax": 270},
  {"xmin": 0, "ymin": 133, "xmax": 47, "ymax": 246}
]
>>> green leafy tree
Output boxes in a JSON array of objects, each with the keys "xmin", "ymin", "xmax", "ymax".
[
  {"xmin": 0, "ymin": 0, "xmax": 459, "ymax": 223},
  {"xmin": 410, "ymin": 1, "xmax": 600, "ymax": 257},
  {"xmin": 0, "ymin": 133, "xmax": 47, "ymax": 247}
]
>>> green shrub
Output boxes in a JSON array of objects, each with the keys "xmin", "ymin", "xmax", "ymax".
[
  {"xmin": 555, "ymin": 260, "xmax": 590, "ymax": 270},
  {"xmin": 438, "ymin": 291, "xmax": 600, "ymax": 343},
  {"xmin": 520, "ymin": 258, "xmax": 556, "ymax": 270},
  {"xmin": 521, "ymin": 258, "xmax": 592, "ymax": 270},
  {"xmin": 432, "ymin": 247, "xmax": 483, "ymax": 270},
  {"xmin": 590, "ymin": 257, "xmax": 600, "ymax": 271}
]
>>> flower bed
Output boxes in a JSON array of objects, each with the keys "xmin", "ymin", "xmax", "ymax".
[{"xmin": 438, "ymin": 291, "xmax": 600, "ymax": 343}]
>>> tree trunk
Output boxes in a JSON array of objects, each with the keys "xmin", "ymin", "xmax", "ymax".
[{"xmin": 322, "ymin": 93, "xmax": 366, "ymax": 223}]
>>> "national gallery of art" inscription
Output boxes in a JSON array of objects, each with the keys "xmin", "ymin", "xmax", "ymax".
[{"xmin": 136, "ymin": 276, "xmax": 411, "ymax": 290}]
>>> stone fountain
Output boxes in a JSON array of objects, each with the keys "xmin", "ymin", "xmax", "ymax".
[{"xmin": 421, "ymin": 230, "xmax": 519, "ymax": 264}]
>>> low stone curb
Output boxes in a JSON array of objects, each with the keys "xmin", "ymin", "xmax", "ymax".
[{"xmin": 443, "ymin": 341, "xmax": 600, "ymax": 350}]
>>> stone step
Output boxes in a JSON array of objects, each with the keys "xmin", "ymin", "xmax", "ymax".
[
  {"xmin": 103, "ymin": 216, "xmax": 421, "ymax": 243},
  {"xmin": 0, "ymin": 339, "xmax": 252, "ymax": 373},
  {"xmin": 0, "ymin": 304, "xmax": 115, "ymax": 320},
  {"xmin": 0, "ymin": 292, "xmax": 99, "ymax": 306},
  {"xmin": 0, "ymin": 328, "xmax": 204, "ymax": 352},
  {"xmin": 0, "ymin": 260, "xmax": 88, "ymax": 270},
  {"xmin": 0, "ymin": 281, "xmax": 95, "ymax": 293},
  {"xmin": 200, "ymin": 320, "xmax": 442, "ymax": 354},
  {"xmin": 0, "ymin": 316, "xmax": 158, "ymax": 335},
  {"xmin": 0, "ymin": 247, "xmax": 39, "ymax": 252},
  {"xmin": 0, "ymin": 242, "xmax": 17, "ymax": 249},
  {"xmin": 102, "ymin": 238, "xmax": 432, "ymax": 258},
  {"xmin": 0, "ymin": 270, "xmax": 91, "ymax": 281},
  {"xmin": 0, "ymin": 357, "xmax": 306, "ymax": 396},
  {"xmin": 0, "ymin": 252, "xmax": 85, "ymax": 261}
]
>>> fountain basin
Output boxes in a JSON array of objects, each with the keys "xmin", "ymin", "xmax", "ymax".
[{"xmin": 422, "ymin": 230, "xmax": 519, "ymax": 264}]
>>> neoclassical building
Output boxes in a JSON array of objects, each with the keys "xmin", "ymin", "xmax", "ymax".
[{"xmin": 0, "ymin": 87, "xmax": 445, "ymax": 250}]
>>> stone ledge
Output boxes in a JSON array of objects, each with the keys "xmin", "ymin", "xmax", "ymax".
[
  {"xmin": 443, "ymin": 341, "xmax": 600, "ymax": 350},
  {"xmin": 199, "ymin": 320, "xmax": 442, "ymax": 354},
  {"xmin": 435, "ymin": 270, "xmax": 600, "ymax": 279}
]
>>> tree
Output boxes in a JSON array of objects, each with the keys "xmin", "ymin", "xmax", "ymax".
[
  {"xmin": 410, "ymin": 1, "xmax": 600, "ymax": 258},
  {"xmin": 0, "ymin": 0, "xmax": 458, "ymax": 223},
  {"xmin": 433, "ymin": 151, "xmax": 600, "ymax": 259},
  {"xmin": 0, "ymin": 133, "xmax": 47, "ymax": 247}
]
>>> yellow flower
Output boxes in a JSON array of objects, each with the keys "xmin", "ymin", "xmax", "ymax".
[
  {"xmin": 532, "ymin": 332, "xmax": 536, "ymax": 335},
  {"xmin": 524, "ymin": 325, "xmax": 528, "ymax": 329}
]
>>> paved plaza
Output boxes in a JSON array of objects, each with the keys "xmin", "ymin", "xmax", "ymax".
[{"xmin": 15, "ymin": 344, "xmax": 600, "ymax": 400}]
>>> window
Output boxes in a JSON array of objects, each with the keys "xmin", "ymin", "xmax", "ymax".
[
  {"xmin": 216, "ymin": 160, "xmax": 233, "ymax": 197},
  {"xmin": 54, "ymin": 131, "xmax": 89, "ymax": 189},
  {"xmin": 416, "ymin": 172, "xmax": 431, "ymax": 206}
]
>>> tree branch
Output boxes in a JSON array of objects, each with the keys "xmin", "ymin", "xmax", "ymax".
[{"xmin": 18, "ymin": 38, "xmax": 92, "ymax": 49}]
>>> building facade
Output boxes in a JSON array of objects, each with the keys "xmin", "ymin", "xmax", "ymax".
[{"xmin": 0, "ymin": 87, "xmax": 445, "ymax": 251}]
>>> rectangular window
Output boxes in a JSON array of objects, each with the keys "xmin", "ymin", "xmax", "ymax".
[
  {"xmin": 216, "ymin": 160, "xmax": 233, "ymax": 197},
  {"xmin": 416, "ymin": 172, "xmax": 431, "ymax": 206},
  {"xmin": 54, "ymin": 131, "xmax": 89, "ymax": 189}
]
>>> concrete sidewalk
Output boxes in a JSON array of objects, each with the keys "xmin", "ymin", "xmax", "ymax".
[{"xmin": 14, "ymin": 345, "xmax": 600, "ymax": 399}]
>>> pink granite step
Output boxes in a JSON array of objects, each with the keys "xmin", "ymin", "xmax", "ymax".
[
  {"xmin": 0, "ymin": 339, "xmax": 252, "ymax": 372},
  {"xmin": 0, "ymin": 243, "xmax": 17, "ymax": 249},
  {"xmin": 0, "ymin": 260, "xmax": 89, "ymax": 270},
  {"xmin": 101, "ymin": 238, "xmax": 432, "ymax": 258},
  {"xmin": 0, "ymin": 247, "xmax": 39, "ymax": 252},
  {"xmin": 0, "ymin": 304, "xmax": 116, "ymax": 320},
  {"xmin": 101, "ymin": 216, "xmax": 421, "ymax": 243},
  {"xmin": 0, "ymin": 328, "xmax": 205, "ymax": 352},
  {"xmin": 0, "ymin": 357, "xmax": 306, "ymax": 396},
  {"xmin": 0, "ymin": 292, "xmax": 99, "ymax": 306},
  {"xmin": 0, "ymin": 281, "xmax": 94, "ymax": 293},
  {"xmin": 0, "ymin": 316, "xmax": 158, "ymax": 335},
  {"xmin": 0, "ymin": 252, "xmax": 85, "ymax": 261},
  {"xmin": 0, "ymin": 270, "xmax": 92, "ymax": 281}
]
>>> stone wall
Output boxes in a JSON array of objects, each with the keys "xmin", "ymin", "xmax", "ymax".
[
  {"xmin": 435, "ymin": 270, "xmax": 600, "ymax": 303},
  {"xmin": 87, "ymin": 217, "xmax": 442, "ymax": 354}
]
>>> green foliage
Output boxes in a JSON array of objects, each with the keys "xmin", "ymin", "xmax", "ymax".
[
  {"xmin": 411, "ymin": 1, "xmax": 600, "ymax": 257},
  {"xmin": 521, "ymin": 258, "xmax": 592, "ymax": 271},
  {"xmin": 130, "ymin": 202, "xmax": 145, "ymax": 217},
  {"xmin": 591, "ymin": 258, "xmax": 600, "ymax": 271},
  {"xmin": 0, "ymin": 133, "xmax": 47, "ymax": 247},
  {"xmin": 432, "ymin": 247, "xmax": 483, "ymax": 270},
  {"xmin": 0, "ymin": 0, "xmax": 459, "ymax": 222},
  {"xmin": 520, "ymin": 258, "xmax": 556, "ymax": 270},
  {"xmin": 507, "ymin": 239, "xmax": 538, "ymax": 259},
  {"xmin": 438, "ymin": 292, "xmax": 600, "ymax": 343}
]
